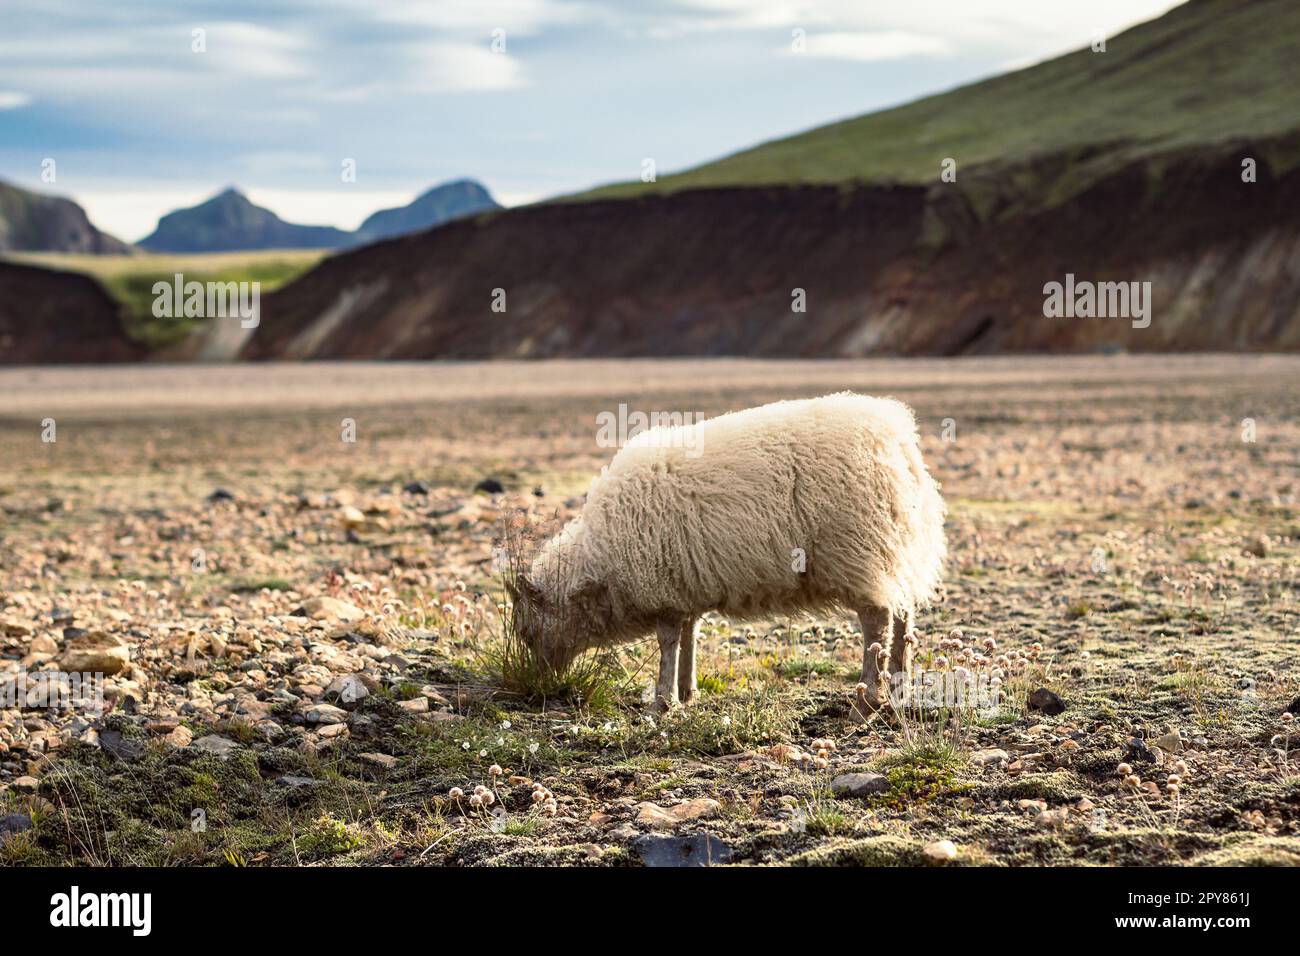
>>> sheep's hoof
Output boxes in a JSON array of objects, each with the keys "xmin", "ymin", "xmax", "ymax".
[{"xmin": 850, "ymin": 685, "xmax": 882, "ymax": 723}]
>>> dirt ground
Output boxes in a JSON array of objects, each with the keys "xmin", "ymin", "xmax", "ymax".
[{"xmin": 1, "ymin": 355, "xmax": 1297, "ymax": 867}]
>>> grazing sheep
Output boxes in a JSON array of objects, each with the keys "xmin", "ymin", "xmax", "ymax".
[{"xmin": 510, "ymin": 393, "xmax": 946, "ymax": 712}]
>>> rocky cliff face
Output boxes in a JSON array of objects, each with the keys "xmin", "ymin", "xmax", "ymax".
[
  {"xmin": 0, "ymin": 182, "xmax": 133, "ymax": 255},
  {"xmin": 242, "ymin": 136, "xmax": 1300, "ymax": 361},
  {"xmin": 0, "ymin": 262, "xmax": 144, "ymax": 364}
]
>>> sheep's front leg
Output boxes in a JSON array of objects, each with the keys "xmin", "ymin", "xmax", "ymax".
[
  {"xmin": 677, "ymin": 615, "xmax": 699, "ymax": 704},
  {"xmin": 854, "ymin": 605, "xmax": 891, "ymax": 721},
  {"xmin": 654, "ymin": 617, "xmax": 682, "ymax": 713},
  {"xmin": 889, "ymin": 608, "xmax": 913, "ymax": 707}
]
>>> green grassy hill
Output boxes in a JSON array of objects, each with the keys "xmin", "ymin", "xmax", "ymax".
[
  {"xmin": 583, "ymin": 0, "xmax": 1300, "ymax": 199},
  {"xmin": 7, "ymin": 249, "xmax": 326, "ymax": 348}
]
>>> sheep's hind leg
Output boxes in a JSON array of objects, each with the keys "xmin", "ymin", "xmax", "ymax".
[
  {"xmin": 853, "ymin": 606, "xmax": 891, "ymax": 721},
  {"xmin": 653, "ymin": 617, "xmax": 682, "ymax": 713},
  {"xmin": 889, "ymin": 608, "xmax": 913, "ymax": 708},
  {"xmin": 677, "ymin": 616, "xmax": 699, "ymax": 704}
]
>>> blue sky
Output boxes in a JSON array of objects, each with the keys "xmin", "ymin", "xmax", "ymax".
[{"xmin": 0, "ymin": 0, "xmax": 1181, "ymax": 241}]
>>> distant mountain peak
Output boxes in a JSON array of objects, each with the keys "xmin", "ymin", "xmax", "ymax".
[
  {"xmin": 140, "ymin": 188, "xmax": 350, "ymax": 253},
  {"xmin": 354, "ymin": 179, "xmax": 500, "ymax": 244},
  {"xmin": 139, "ymin": 178, "xmax": 500, "ymax": 253}
]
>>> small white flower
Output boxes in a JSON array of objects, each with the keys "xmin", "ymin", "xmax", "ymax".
[
  {"xmin": 529, "ymin": 742, "xmax": 539, "ymax": 754},
  {"xmin": 501, "ymin": 720, "xmax": 512, "ymax": 730},
  {"xmin": 720, "ymin": 715, "xmax": 732, "ymax": 727},
  {"xmin": 479, "ymin": 749, "xmax": 488, "ymax": 758}
]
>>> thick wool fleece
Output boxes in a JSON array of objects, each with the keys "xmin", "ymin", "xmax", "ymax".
[{"xmin": 526, "ymin": 393, "xmax": 946, "ymax": 656}]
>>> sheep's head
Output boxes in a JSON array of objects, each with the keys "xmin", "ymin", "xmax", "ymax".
[
  {"xmin": 506, "ymin": 572, "xmax": 613, "ymax": 672},
  {"xmin": 507, "ymin": 574, "xmax": 578, "ymax": 670}
]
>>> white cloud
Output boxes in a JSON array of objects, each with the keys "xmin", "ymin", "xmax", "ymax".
[
  {"xmin": 669, "ymin": 0, "xmax": 1182, "ymax": 45},
  {"xmin": 197, "ymin": 22, "xmax": 312, "ymax": 79},
  {"xmin": 0, "ymin": 91, "xmax": 31, "ymax": 109},
  {"xmin": 788, "ymin": 31, "xmax": 951, "ymax": 62},
  {"xmin": 410, "ymin": 42, "xmax": 527, "ymax": 92},
  {"xmin": 365, "ymin": 0, "xmax": 592, "ymax": 34}
]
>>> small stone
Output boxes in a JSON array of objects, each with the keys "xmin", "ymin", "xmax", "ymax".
[
  {"xmin": 474, "ymin": 478, "xmax": 505, "ymax": 494},
  {"xmin": 294, "ymin": 596, "xmax": 366, "ymax": 624},
  {"xmin": 206, "ymin": 488, "xmax": 235, "ymax": 502},
  {"xmin": 1126, "ymin": 736, "xmax": 1155, "ymax": 763},
  {"xmin": 971, "ymin": 748, "xmax": 1010, "ymax": 768},
  {"xmin": 326, "ymin": 674, "xmax": 370, "ymax": 704},
  {"xmin": 12, "ymin": 776, "xmax": 39, "ymax": 794},
  {"xmin": 339, "ymin": 505, "xmax": 367, "ymax": 529},
  {"xmin": 190, "ymin": 735, "xmax": 241, "ymax": 759},
  {"xmin": 274, "ymin": 775, "xmax": 318, "ymax": 789},
  {"xmin": 0, "ymin": 812, "xmax": 33, "ymax": 842},
  {"xmin": 1, "ymin": 617, "xmax": 33, "ymax": 637},
  {"xmin": 397, "ymin": 697, "xmax": 429, "ymax": 714},
  {"xmin": 1286, "ymin": 696, "xmax": 1300, "ymax": 716},
  {"xmin": 830, "ymin": 772, "xmax": 889, "ymax": 798},
  {"xmin": 635, "ymin": 797, "xmax": 721, "ymax": 828},
  {"xmin": 166, "ymin": 726, "xmax": 194, "ymax": 748},
  {"xmin": 1027, "ymin": 688, "xmax": 1066, "ymax": 715},
  {"xmin": 402, "ymin": 480, "xmax": 430, "ymax": 495},
  {"xmin": 98, "ymin": 729, "xmax": 145, "ymax": 760},
  {"xmin": 301, "ymin": 703, "xmax": 348, "ymax": 724},
  {"xmin": 922, "ymin": 839, "xmax": 958, "ymax": 863},
  {"xmin": 1152, "ymin": 731, "xmax": 1184, "ymax": 753},
  {"xmin": 29, "ymin": 635, "xmax": 59, "ymax": 655},
  {"xmin": 1244, "ymin": 536, "xmax": 1268, "ymax": 558},
  {"xmin": 317, "ymin": 722, "xmax": 349, "ymax": 739},
  {"xmin": 255, "ymin": 720, "xmax": 285, "ymax": 742},
  {"xmin": 633, "ymin": 833, "xmax": 731, "ymax": 867}
]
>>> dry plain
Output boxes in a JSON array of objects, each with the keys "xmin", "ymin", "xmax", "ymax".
[{"xmin": 0, "ymin": 355, "xmax": 1297, "ymax": 866}]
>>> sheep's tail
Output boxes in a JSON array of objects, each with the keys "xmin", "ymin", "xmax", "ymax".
[
  {"xmin": 897, "ymin": 435, "xmax": 947, "ymax": 609},
  {"xmin": 864, "ymin": 396, "xmax": 947, "ymax": 613}
]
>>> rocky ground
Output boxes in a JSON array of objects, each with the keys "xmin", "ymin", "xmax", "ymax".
[{"xmin": 0, "ymin": 355, "xmax": 1297, "ymax": 867}]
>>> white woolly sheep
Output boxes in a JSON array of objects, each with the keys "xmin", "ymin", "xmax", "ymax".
[{"xmin": 509, "ymin": 392, "xmax": 946, "ymax": 712}]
